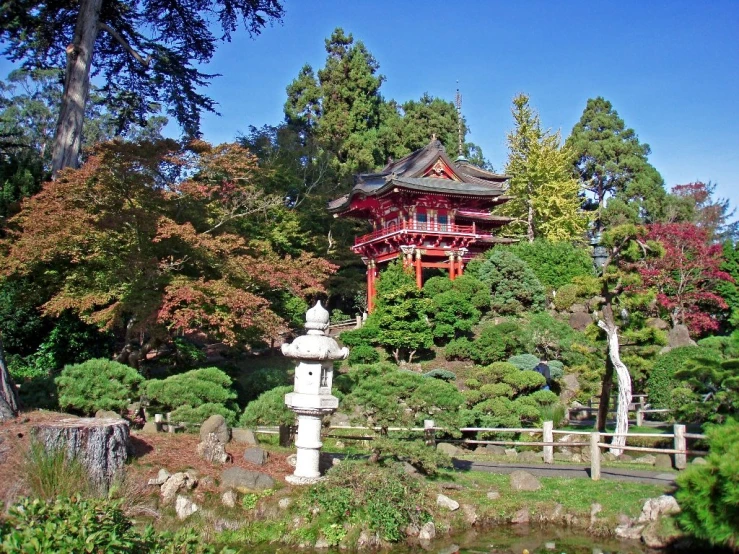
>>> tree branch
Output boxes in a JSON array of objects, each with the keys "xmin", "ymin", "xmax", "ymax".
[{"xmin": 98, "ymin": 23, "xmax": 151, "ymax": 67}]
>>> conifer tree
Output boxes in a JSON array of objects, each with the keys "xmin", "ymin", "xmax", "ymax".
[{"xmin": 502, "ymin": 94, "xmax": 587, "ymax": 242}]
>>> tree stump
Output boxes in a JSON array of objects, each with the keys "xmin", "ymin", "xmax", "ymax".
[{"xmin": 32, "ymin": 417, "xmax": 130, "ymax": 489}]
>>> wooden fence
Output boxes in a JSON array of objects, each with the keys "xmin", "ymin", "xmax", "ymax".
[{"xmin": 571, "ymin": 394, "xmax": 671, "ymax": 426}]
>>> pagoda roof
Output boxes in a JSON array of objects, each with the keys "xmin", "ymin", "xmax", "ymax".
[{"xmin": 328, "ymin": 139, "xmax": 510, "ymax": 214}]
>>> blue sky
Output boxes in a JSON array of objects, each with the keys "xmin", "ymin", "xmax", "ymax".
[{"xmin": 3, "ymin": 1, "xmax": 738, "ymax": 212}]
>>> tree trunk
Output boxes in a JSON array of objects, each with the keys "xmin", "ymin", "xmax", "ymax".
[
  {"xmin": 0, "ymin": 333, "xmax": 20, "ymax": 421},
  {"xmin": 598, "ymin": 310, "xmax": 632, "ymax": 456},
  {"xmin": 32, "ymin": 417, "xmax": 129, "ymax": 489},
  {"xmin": 527, "ymin": 199, "xmax": 535, "ymax": 242},
  {"xmin": 50, "ymin": 0, "xmax": 103, "ymax": 176},
  {"xmin": 596, "ymin": 355, "xmax": 613, "ymax": 433}
]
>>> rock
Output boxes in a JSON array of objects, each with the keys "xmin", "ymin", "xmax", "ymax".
[
  {"xmin": 402, "ymin": 462, "xmax": 419, "ymax": 475},
  {"xmin": 560, "ymin": 374, "xmax": 580, "ymax": 406},
  {"xmin": 570, "ymin": 303, "xmax": 587, "ymax": 313},
  {"xmin": 95, "ymin": 409, "xmax": 119, "ymax": 419},
  {"xmin": 638, "ymin": 495, "xmax": 681, "ymax": 523},
  {"xmin": 185, "ymin": 468, "xmax": 198, "ymax": 481},
  {"xmin": 483, "ymin": 444, "xmax": 506, "ymax": 456},
  {"xmin": 418, "ymin": 521, "xmax": 436, "ymax": 541},
  {"xmin": 334, "ymin": 440, "xmax": 345, "ymax": 450},
  {"xmin": 314, "ymin": 537, "xmax": 330, "ymax": 549},
  {"xmin": 667, "ymin": 325, "xmax": 697, "ymax": 349},
  {"xmin": 199, "ymin": 476, "xmax": 215, "ymax": 488},
  {"xmin": 220, "ymin": 467, "xmax": 274, "ymax": 493},
  {"xmin": 633, "ymin": 454, "xmax": 657, "ymax": 466},
  {"xmin": 213, "ymin": 518, "xmax": 241, "ymax": 532},
  {"xmin": 404, "ymin": 523, "xmax": 420, "ymax": 537},
  {"xmin": 655, "ymin": 453, "xmax": 673, "ymax": 469},
  {"xmin": 545, "ymin": 542, "xmax": 556, "ymax": 550},
  {"xmin": 160, "ymin": 472, "xmax": 196, "ymax": 505},
  {"xmin": 148, "ymin": 468, "xmax": 171, "ymax": 486},
  {"xmin": 243, "ymin": 447, "xmax": 269, "ymax": 466},
  {"xmin": 222, "ymin": 490, "xmax": 237, "ymax": 508},
  {"xmin": 197, "ymin": 433, "xmax": 229, "ymax": 464},
  {"xmin": 510, "ymin": 470, "xmax": 541, "ymax": 491},
  {"xmin": 569, "ymin": 311, "xmax": 593, "ymax": 331},
  {"xmin": 462, "ymin": 504, "xmax": 477, "ymax": 525},
  {"xmin": 646, "ymin": 318, "xmax": 670, "ymax": 331},
  {"xmin": 278, "ymin": 497, "xmax": 292, "ymax": 510},
  {"xmin": 330, "ymin": 412, "xmax": 350, "ymax": 426},
  {"xmin": 554, "ymin": 452, "xmax": 571, "ymax": 462},
  {"xmin": 357, "ymin": 530, "xmax": 381, "ymax": 549},
  {"xmin": 141, "ymin": 421, "xmax": 159, "ymax": 434},
  {"xmin": 571, "ymin": 453, "xmax": 583, "ymax": 463},
  {"xmin": 692, "ymin": 457, "xmax": 707, "ymax": 465},
  {"xmin": 504, "ymin": 448, "xmax": 518, "ymax": 459},
  {"xmin": 590, "ymin": 503, "xmax": 603, "ymax": 525},
  {"xmin": 175, "ymin": 495, "xmax": 198, "ymax": 520},
  {"xmin": 642, "ymin": 519, "xmax": 682, "ymax": 549},
  {"xmin": 603, "ymin": 452, "xmax": 617, "ymax": 462},
  {"xmin": 615, "ymin": 523, "xmax": 645, "ymax": 540},
  {"xmin": 588, "ymin": 296, "xmax": 606, "ymax": 310},
  {"xmin": 618, "ymin": 453, "xmax": 634, "ymax": 462},
  {"xmin": 436, "ymin": 442, "xmax": 460, "ymax": 456},
  {"xmin": 486, "ymin": 490, "xmax": 500, "ymax": 500},
  {"xmin": 200, "ymin": 414, "xmax": 230, "ymax": 444},
  {"xmin": 511, "ymin": 508, "xmax": 530, "ymax": 524},
  {"xmin": 286, "ymin": 454, "xmax": 297, "ymax": 468},
  {"xmin": 231, "ymin": 428, "xmax": 258, "ymax": 445},
  {"xmin": 436, "ymin": 493, "xmax": 460, "ymax": 511},
  {"xmin": 518, "ymin": 450, "xmax": 543, "ymax": 463}
]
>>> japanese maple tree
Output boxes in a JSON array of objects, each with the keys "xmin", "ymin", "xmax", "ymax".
[{"xmin": 639, "ymin": 223, "xmax": 733, "ymax": 335}]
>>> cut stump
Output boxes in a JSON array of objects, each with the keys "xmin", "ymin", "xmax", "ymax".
[{"xmin": 32, "ymin": 417, "xmax": 130, "ymax": 488}]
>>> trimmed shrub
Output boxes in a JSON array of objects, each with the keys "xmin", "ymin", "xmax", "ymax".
[
  {"xmin": 422, "ymin": 369, "xmax": 456, "ymax": 381},
  {"xmin": 554, "ymin": 283, "xmax": 579, "ymax": 311},
  {"xmin": 56, "ymin": 359, "xmax": 144, "ymax": 415},
  {"xmin": 348, "ymin": 344, "xmax": 380, "ymax": 366},
  {"xmin": 338, "ymin": 324, "xmax": 378, "ymax": 347},
  {"xmin": 421, "ymin": 275, "xmax": 452, "ymax": 297},
  {"xmin": 548, "ymin": 360, "xmax": 564, "ymax": 380},
  {"xmin": 572, "ymin": 275, "xmax": 602, "ymax": 297},
  {"xmin": 144, "ymin": 367, "xmax": 238, "ymax": 425},
  {"xmin": 444, "ymin": 337, "xmax": 473, "ymax": 361},
  {"xmin": 507, "ymin": 354, "xmax": 540, "ymax": 371},
  {"xmin": 473, "ymin": 250, "xmax": 546, "ymax": 315},
  {"xmin": 675, "ymin": 419, "xmax": 739, "ymax": 549},
  {"xmin": 470, "ymin": 322, "xmax": 523, "ymax": 365},
  {"xmin": 428, "ymin": 289, "xmax": 481, "ymax": 342},
  {"xmin": 507, "ymin": 239, "xmax": 595, "ymax": 290},
  {"xmin": 241, "ymin": 366, "xmax": 292, "ymax": 403},
  {"xmin": 647, "ymin": 346, "xmax": 720, "ymax": 410},
  {"xmin": 521, "ymin": 312, "xmax": 580, "ymax": 360},
  {"xmin": 241, "ymin": 386, "xmax": 295, "ymax": 427}
]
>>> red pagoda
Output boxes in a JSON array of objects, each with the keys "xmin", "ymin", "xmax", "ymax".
[{"xmin": 328, "ymin": 138, "xmax": 514, "ymax": 312}]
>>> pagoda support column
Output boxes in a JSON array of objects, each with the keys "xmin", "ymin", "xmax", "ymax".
[
  {"xmin": 367, "ymin": 260, "xmax": 377, "ymax": 313},
  {"xmin": 400, "ymin": 245, "xmax": 414, "ymax": 269},
  {"xmin": 448, "ymin": 251, "xmax": 457, "ymax": 281},
  {"xmin": 457, "ymin": 248, "xmax": 468, "ymax": 277},
  {"xmin": 414, "ymin": 249, "xmax": 423, "ymax": 289}
]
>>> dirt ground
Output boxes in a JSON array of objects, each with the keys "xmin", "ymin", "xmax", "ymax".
[{"xmin": 0, "ymin": 410, "xmax": 294, "ymax": 507}]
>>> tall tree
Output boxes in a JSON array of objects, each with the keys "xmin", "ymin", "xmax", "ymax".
[
  {"xmin": 0, "ymin": 331, "xmax": 20, "ymax": 420},
  {"xmin": 502, "ymin": 94, "xmax": 588, "ymax": 242},
  {"xmin": 669, "ymin": 182, "xmax": 739, "ymax": 242},
  {"xmin": 0, "ymin": 0, "xmax": 283, "ymax": 175},
  {"xmin": 567, "ymin": 97, "xmax": 664, "ymax": 233}
]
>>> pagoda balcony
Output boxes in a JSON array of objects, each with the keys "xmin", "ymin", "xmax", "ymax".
[{"xmin": 354, "ymin": 220, "xmax": 488, "ymax": 247}]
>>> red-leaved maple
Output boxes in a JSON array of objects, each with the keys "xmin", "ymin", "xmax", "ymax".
[{"xmin": 638, "ymin": 223, "xmax": 733, "ymax": 334}]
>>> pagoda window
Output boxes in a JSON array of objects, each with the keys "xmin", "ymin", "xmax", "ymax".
[
  {"xmin": 438, "ymin": 213, "xmax": 448, "ymax": 231},
  {"xmin": 416, "ymin": 211, "xmax": 427, "ymax": 230}
]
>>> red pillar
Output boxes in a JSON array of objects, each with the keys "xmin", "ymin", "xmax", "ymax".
[
  {"xmin": 449, "ymin": 251, "xmax": 456, "ymax": 280},
  {"xmin": 457, "ymin": 252, "xmax": 464, "ymax": 277},
  {"xmin": 415, "ymin": 250, "xmax": 423, "ymax": 289},
  {"xmin": 367, "ymin": 261, "xmax": 376, "ymax": 313}
]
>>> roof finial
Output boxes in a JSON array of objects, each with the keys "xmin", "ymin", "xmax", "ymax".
[{"xmin": 455, "ymin": 82, "xmax": 464, "ymax": 160}]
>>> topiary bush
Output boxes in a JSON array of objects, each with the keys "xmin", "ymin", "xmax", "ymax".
[
  {"xmin": 470, "ymin": 322, "xmax": 523, "ymax": 365},
  {"xmin": 56, "ymin": 359, "xmax": 144, "ymax": 415},
  {"xmin": 647, "ymin": 346, "xmax": 720, "ymax": 410},
  {"xmin": 347, "ymin": 343, "xmax": 380, "ymax": 366},
  {"xmin": 675, "ymin": 419, "xmax": 739, "ymax": 549},
  {"xmin": 444, "ymin": 337, "xmax": 473, "ymax": 361},
  {"xmin": 548, "ymin": 360, "xmax": 564, "ymax": 380},
  {"xmin": 554, "ymin": 283, "xmax": 580, "ymax": 311},
  {"xmin": 472, "ymin": 250, "xmax": 546, "ymax": 315},
  {"xmin": 338, "ymin": 325, "xmax": 378, "ymax": 347},
  {"xmin": 507, "ymin": 354, "xmax": 540, "ymax": 371},
  {"xmin": 240, "ymin": 386, "xmax": 295, "ymax": 428},
  {"xmin": 427, "ymin": 289, "xmax": 481, "ymax": 342},
  {"xmin": 144, "ymin": 367, "xmax": 238, "ymax": 425}
]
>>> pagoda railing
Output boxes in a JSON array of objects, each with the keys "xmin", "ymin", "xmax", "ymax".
[{"xmin": 354, "ymin": 220, "xmax": 485, "ymax": 246}]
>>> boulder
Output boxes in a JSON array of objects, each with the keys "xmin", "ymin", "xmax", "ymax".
[
  {"xmin": 638, "ymin": 495, "xmax": 681, "ymax": 523},
  {"xmin": 554, "ymin": 452, "xmax": 571, "ymax": 462},
  {"xmin": 667, "ymin": 324, "xmax": 697, "ymax": 349},
  {"xmin": 200, "ymin": 414, "xmax": 230, "ymax": 444},
  {"xmin": 646, "ymin": 318, "xmax": 670, "ymax": 331},
  {"xmin": 511, "ymin": 508, "xmax": 530, "ymax": 524},
  {"xmin": 148, "ymin": 468, "xmax": 171, "ymax": 486},
  {"xmin": 570, "ymin": 303, "xmax": 587, "ymax": 313},
  {"xmin": 436, "ymin": 442, "xmax": 460, "ymax": 457},
  {"xmin": 588, "ymin": 296, "xmax": 606, "ymax": 311},
  {"xmin": 618, "ymin": 453, "xmax": 634, "ymax": 462},
  {"xmin": 436, "ymin": 494, "xmax": 460, "ymax": 511},
  {"xmin": 615, "ymin": 522, "xmax": 645, "ymax": 540},
  {"xmin": 197, "ymin": 433, "xmax": 229, "ymax": 464},
  {"xmin": 518, "ymin": 450, "xmax": 543, "ymax": 463},
  {"xmin": 559, "ymin": 374, "xmax": 580, "ymax": 406},
  {"xmin": 603, "ymin": 452, "xmax": 617, "ymax": 462},
  {"xmin": 231, "ymin": 428, "xmax": 258, "ymax": 446},
  {"xmin": 462, "ymin": 504, "xmax": 477, "ymax": 525},
  {"xmin": 160, "ymin": 472, "xmax": 196, "ymax": 505},
  {"xmin": 504, "ymin": 448, "xmax": 518, "ymax": 459},
  {"xmin": 569, "ymin": 311, "xmax": 593, "ymax": 331},
  {"xmin": 243, "ymin": 447, "xmax": 268, "ymax": 466},
  {"xmin": 222, "ymin": 490, "xmax": 237, "ymax": 508},
  {"xmin": 510, "ymin": 470, "xmax": 541, "ymax": 491},
  {"xmin": 141, "ymin": 421, "xmax": 159, "ymax": 434},
  {"xmin": 590, "ymin": 503, "xmax": 603, "ymax": 525},
  {"xmin": 482, "ymin": 444, "xmax": 506, "ymax": 456},
  {"xmin": 220, "ymin": 467, "xmax": 274, "ymax": 493},
  {"xmin": 655, "ymin": 453, "xmax": 673, "ymax": 469},
  {"xmin": 278, "ymin": 497, "xmax": 292, "ymax": 510},
  {"xmin": 95, "ymin": 409, "xmax": 119, "ymax": 419},
  {"xmin": 486, "ymin": 490, "xmax": 501, "ymax": 500},
  {"xmin": 418, "ymin": 521, "xmax": 436, "ymax": 541},
  {"xmin": 633, "ymin": 454, "xmax": 657, "ymax": 466},
  {"xmin": 175, "ymin": 495, "xmax": 198, "ymax": 520},
  {"xmin": 691, "ymin": 457, "xmax": 707, "ymax": 465},
  {"xmin": 329, "ymin": 412, "xmax": 350, "ymax": 426},
  {"xmin": 314, "ymin": 537, "xmax": 330, "ymax": 549}
]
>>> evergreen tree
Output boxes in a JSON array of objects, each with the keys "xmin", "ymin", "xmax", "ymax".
[
  {"xmin": 717, "ymin": 241, "xmax": 739, "ymax": 330},
  {"xmin": 502, "ymin": 94, "xmax": 587, "ymax": 242},
  {"xmin": 567, "ymin": 97, "xmax": 665, "ymax": 232}
]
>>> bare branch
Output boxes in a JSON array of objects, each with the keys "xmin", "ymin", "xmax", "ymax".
[{"xmin": 98, "ymin": 23, "xmax": 151, "ymax": 67}]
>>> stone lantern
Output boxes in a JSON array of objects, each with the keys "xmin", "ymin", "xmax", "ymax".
[{"xmin": 281, "ymin": 301, "xmax": 348, "ymax": 484}]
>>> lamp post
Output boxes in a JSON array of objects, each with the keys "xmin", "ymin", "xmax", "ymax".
[{"xmin": 590, "ymin": 233, "xmax": 608, "ymax": 272}]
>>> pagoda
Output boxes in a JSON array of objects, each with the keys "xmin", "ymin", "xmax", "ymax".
[{"xmin": 328, "ymin": 138, "xmax": 515, "ymax": 311}]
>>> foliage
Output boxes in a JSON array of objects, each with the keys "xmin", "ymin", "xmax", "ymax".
[
  {"xmin": 240, "ymin": 366, "xmax": 292, "ymax": 404},
  {"xmin": 520, "ymin": 312, "xmax": 581, "ymax": 361},
  {"xmin": 240, "ymin": 386, "xmax": 294, "ymax": 428},
  {"xmin": 305, "ymin": 462, "xmax": 431, "ymax": 542},
  {"xmin": 548, "ymin": 360, "xmax": 565, "ymax": 380},
  {"xmin": 675, "ymin": 419, "xmax": 739, "ymax": 549},
  {"xmin": 472, "ymin": 250, "xmax": 546, "ymax": 315},
  {"xmin": 646, "ymin": 346, "xmax": 720, "ymax": 410},
  {"xmin": 501, "ymin": 94, "xmax": 588, "ymax": 242},
  {"xmin": 670, "ymin": 182, "xmax": 739, "ymax": 243},
  {"xmin": 717, "ymin": 241, "xmax": 739, "ymax": 330},
  {"xmin": 0, "ymin": 496, "xmax": 218, "ymax": 553},
  {"xmin": 56, "ymin": 358, "xmax": 143, "ymax": 415},
  {"xmin": 347, "ymin": 344, "xmax": 380, "ymax": 366},
  {"xmin": 507, "ymin": 354, "xmax": 540, "ymax": 371},
  {"xmin": 538, "ymin": 403, "xmax": 567, "ymax": 427},
  {"xmin": 426, "ymin": 289, "xmax": 481, "ymax": 342},
  {"xmin": 422, "ymin": 369, "xmax": 456, "ymax": 381},
  {"xmin": 444, "ymin": 337, "xmax": 474, "ymax": 361},
  {"xmin": 698, "ymin": 331, "xmax": 739, "ymax": 359},
  {"xmin": 470, "ymin": 322, "xmax": 523, "ymax": 365},
  {"xmin": 639, "ymin": 223, "xmax": 733, "ymax": 335},
  {"xmin": 370, "ymin": 262, "xmax": 433, "ymax": 363},
  {"xmin": 145, "ymin": 367, "xmax": 238, "ymax": 425},
  {"xmin": 338, "ymin": 325, "xmax": 378, "ymax": 347},
  {"xmin": 23, "ymin": 442, "xmax": 91, "ymax": 500},
  {"xmin": 369, "ymin": 438, "xmax": 452, "ymax": 476},
  {"xmin": 671, "ymin": 357, "xmax": 739, "ymax": 424},
  {"xmin": 506, "ymin": 240, "xmax": 595, "ymax": 290},
  {"xmin": 554, "ymin": 284, "xmax": 580, "ymax": 311}
]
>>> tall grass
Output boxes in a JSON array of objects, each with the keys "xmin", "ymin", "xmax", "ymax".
[
  {"xmin": 539, "ymin": 403, "xmax": 567, "ymax": 428},
  {"xmin": 23, "ymin": 441, "xmax": 92, "ymax": 499}
]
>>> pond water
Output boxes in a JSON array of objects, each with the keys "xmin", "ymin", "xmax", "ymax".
[{"xmin": 241, "ymin": 526, "xmax": 676, "ymax": 554}]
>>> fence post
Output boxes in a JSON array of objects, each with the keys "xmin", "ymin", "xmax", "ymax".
[
  {"xmin": 543, "ymin": 421, "xmax": 554, "ymax": 464},
  {"xmin": 636, "ymin": 407, "xmax": 644, "ymax": 427},
  {"xmin": 674, "ymin": 423, "xmax": 687, "ymax": 469},
  {"xmin": 590, "ymin": 432, "xmax": 601, "ymax": 481},
  {"xmin": 424, "ymin": 419, "xmax": 436, "ymax": 447}
]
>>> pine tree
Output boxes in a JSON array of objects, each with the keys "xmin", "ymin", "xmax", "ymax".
[{"xmin": 502, "ymin": 94, "xmax": 587, "ymax": 242}]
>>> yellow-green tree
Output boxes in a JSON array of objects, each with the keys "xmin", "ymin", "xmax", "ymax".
[{"xmin": 502, "ymin": 94, "xmax": 588, "ymax": 242}]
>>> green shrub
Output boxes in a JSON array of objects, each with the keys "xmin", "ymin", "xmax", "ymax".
[
  {"xmin": 56, "ymin": 359, "xmax": 144, "ymax": 415},
  {"xmin": 479, "ymin": 382, "xmax": 514, "ymax": 398},
  {"xmin": 338, "ymin": 325, "xmax": 378, "ymax": 347},
  {"xmin": 507, "ymin": 354, "xmax": 540, "ymax": 371},
  {"xmin": 347, "ymin": 344, "xmax": 380, "ymax": 366},
  {"xmin": 428, "ymin": 289, "xmax": 481, "ymax": 342},
  {"xmin": 554, "ymin": 283, "xmax": 579, "ymax": 311},
  {"xmin": 444, "ymin": 337, "xmax": 473, "ymax": 361},
  {"xmin": 507, "ymin": 239, "xmax": 595, "ymax": 290},
  {"xmin": 538, "ymin": 403, "xmax": 567, "ymax": 427},
  {"xmin": 370, "ymin": 438, "xmax": 452, "ymax": 476},
  {"xmin": 473, "ymin": 250, "xmax": 546, "ymax": 315},
  {"xmin": 470, "ymin": 322, "xmax": 522, "ymax": 365},
  {"xmin": 241, "ymin": 366, "xmax": 292, "ymax": 403},
  {"xmin": 647, "ymin": 347, "xmax": 720, "ymax": 410},
  {"xmin": 422, "ymin": 369, "xmax": 456, "ymax": 381},
  {"xmin": 548, "ymin": 360, "xmax": 564, "ymax": 380},
  {"xmin": 422, "ymin": 275, "xmax": 452, "ymax": 297},
  {"xmin": 521, "ymin": 312, "xmax": 581, "ymax": 360},
  {"xmin": 503, "ymin": 369, "xmax": 546, "ymax": 394},
  {"xmin": 0, "ymin": 497, "xmax": 216, "ymax": 553},
  {"xmin": 675, "ymin": 419, "xmax": 739, "ymax": 549},
  {"xmin": 144, "ymin": 367, "xmax": 238, "ymax": 425},
  {"xmin": 23, "ymin": 442, "xmax": 91, "ymax": 500},
  {"xmin": 572, "ymin": 275, "xmax": 602, "ymax": 297},
  {"xmin": 240, "ymin": 386, "xmax": 295, "ymax": 428}
]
